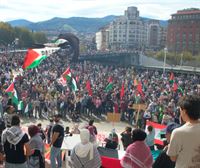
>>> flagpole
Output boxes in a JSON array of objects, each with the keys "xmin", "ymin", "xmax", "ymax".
[{"xmin": 163, "ymin": 48, "xmax": 167, "ymax": 74}]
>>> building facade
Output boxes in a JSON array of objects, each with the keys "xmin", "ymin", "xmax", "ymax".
[
  {"xmin": 147, "ymin": 20, "xmax": 161, "ymax": 50},
  {"xmin": 167, "ymin": 8, "xmax": 200, "ymax": 55},
  {"xmin": 96, "ymin": 6, "xmax": 167, "ymax": 51},
  {"xmin": 108, "ymin": 7, "xmax": 148, "ymax": 51},
  {"xmin": 95, "ymin": 27, "xmax": 109, "ymax": 51}
]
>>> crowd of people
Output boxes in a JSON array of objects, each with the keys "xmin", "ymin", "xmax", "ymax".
[
  {"xmin": 0, "ymin": 49, "xmax": 200, "ymax": 168},
  {"xmin": 0, "ymin": 50, "xmax": 200, "ymax": 125}
]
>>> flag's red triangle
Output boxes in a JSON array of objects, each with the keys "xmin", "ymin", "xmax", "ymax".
[
  {"xmin": 22, "ymin": 49, "xmax": 40, "ymax": 69},
  {"xmin": 5, "ymin": 82, "xmax": 14, "ymax": 92}
]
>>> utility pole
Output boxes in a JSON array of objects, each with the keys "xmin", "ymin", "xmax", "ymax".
[{"xmin": 163, "ymin": 47, "xmax": 167, "ymax": 74}]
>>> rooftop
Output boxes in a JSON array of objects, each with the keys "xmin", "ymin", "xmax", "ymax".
[{"xmin": 172, "ymin": 8, "xmax": 200, "ymax": 15}]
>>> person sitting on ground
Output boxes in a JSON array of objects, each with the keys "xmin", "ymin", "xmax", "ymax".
[
  {"xmin": 153, "ymin": 122, "xmax": 180, "ymax": 168},
  {"xmin": 120, "ymin": 126, "xmax": 132, "ymax": 151},
  {"xmin": 28, "ymin": 125, "xmax": 45, "ymax": 168},
  {"xmin": 145, "ymin": 125, "xmax": 155, "ymax": 150},
  {"xmin": 121, "ymin": 128, "xmax": 153, "ymax": 168},
  {"xmin": 1, "ymin": 115, "xmax": 31, "ymax": 168},
  {"xmin": 104, "ymin": 128, "xmax": 119, "ymax": 150},
  {"xmin": 70, "ymin": 129, "xmax": 101, "ymax": 168}
]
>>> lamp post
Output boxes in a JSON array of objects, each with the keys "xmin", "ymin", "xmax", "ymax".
[
  {"xmin": 180, "ymin": 53, "xmax": 183, "ymax": 69},
  {"xmin": 163, "ymin": 47, "xmax": 167, "ymax": 74}
]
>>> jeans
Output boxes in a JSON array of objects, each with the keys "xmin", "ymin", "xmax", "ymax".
[
  {"xmin": 5, "ymin": 162, "xmax": 27, "ymax": 168},
  {"xmin": 50, "ymin": 146, "xmax": 62, "ymax": 168}
]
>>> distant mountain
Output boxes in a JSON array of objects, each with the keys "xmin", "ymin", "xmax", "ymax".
[
  {"xmin": 7, "ymin": 15, "xmax": 168, "ymax": 34},
  {"xmin": 8, "ymin": 19, "xmax": 33, "ymax": 27},
  {"xmin": 26, "ymin": 15, "xmax": 118, "ymax": 33}
]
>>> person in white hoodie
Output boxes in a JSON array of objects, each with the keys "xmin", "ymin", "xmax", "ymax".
[{"xmin": 70, "ymin": 129, "xmax": 101, "ymax": 168}]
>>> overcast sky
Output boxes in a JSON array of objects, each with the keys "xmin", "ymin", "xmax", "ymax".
[{"xmin": 0, "ymin": 0, "xmax": 199, "ymax": 22}]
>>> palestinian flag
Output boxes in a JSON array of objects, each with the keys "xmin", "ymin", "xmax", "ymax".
[
  {"xmin": 86, "ymin": 80, "xmax": 92, "ymax": 96},
  {"xmin": 137, "ymin": 82, "xmax": 144, "ymax": 97},
  {"xmin": 55, "ymin": 38, "xmax": 67, "ymax": 45},
  {"xmin": 173, "ymin": 83, "xmax": 184, "ymax": 95},
  {"xmin": 169, "ymin": 72, "xmax": 174, "ymax": 84},
  {"xmin": 5, "ymin": 82, "xmax": 19, "ymax": 106},
  {"xmin": 18, "ymin": 101, "xmax": 24, "ymax": 110},
  {"xmin": 146, "ymin": 121, "xmax": 166, "ymax": 146},
  {"xmin": 22, "ymin": 48, "xmax": 47, "ymax": 70},
  {"xmin": 120, "ymin": 83, "xmax": 125, "ymax": 100},
  {"xmin": 72, "ymin": 78, "xmax": 78, "ymax": 92},
  {"xmin": 105, "ymin": 82, "xmax": 113, "ymax": 92},
  {"xmin": 62, "ymin": 67, "xmax": 72, "ymax": 81},
  {"xmin": 57, "ymin": 77, "xmax": 67, "ymax": 86}
]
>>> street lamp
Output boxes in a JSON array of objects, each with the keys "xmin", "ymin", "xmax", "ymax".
[
  {"xmin": 163, "ymin": 47, "xmax": 167, "ymax": 74},
  {"xmin": 180, "ymin": 53, "xmax": 183, "ymax": 69}
]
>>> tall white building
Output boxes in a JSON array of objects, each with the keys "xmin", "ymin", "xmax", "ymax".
[
  {"xmin": 95, "ymin": 6, "xmax": 166, "ymax": 51},
  {"xmin": 95, "ymin": 27, "xmax": 109, "ymax": 51},
  {"xmin": 108, "ymin": 6, "xmax": 147, "ymax": 50}
]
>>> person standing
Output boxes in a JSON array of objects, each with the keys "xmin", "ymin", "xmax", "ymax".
[
  {"xmin": 167, "ymin": 95, "xmax": 200, "ymax": 168},
  {"xmin": 86, "ymin": 120, "xmax": 98, "ymax": 143},
  {"xmin": 1, "ymin": 115, "xmax": 31, "ymax": 168},
  {"xmin": 145, "ymin": 125, "xmax": 155, "ymax": 150},
  {"xmin": 120, "ymin": 127, "xmax": 132, "ymax": 151},
  {"xmin": 50, "ymin": 114, "xmax": 64, "ymax": 168},
  {"xmin": 70, "ymin": 129, "xmax": 101, "ymax": 168},
  {"xmin": 120, "ymin": 129, "xmax": 153, "ymax": 168},
  {"xmin": 28, "ymin": 125, "xmax": 45, "ymax": 168}
]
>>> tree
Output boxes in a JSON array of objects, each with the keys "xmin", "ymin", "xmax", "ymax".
[
  {"xmin": 33, "ymin": 32, "xmax": 47, "ymax": 44},
  {"xmin": 0, "ymin": 22, "xmax": 15, "ymax": 46}
]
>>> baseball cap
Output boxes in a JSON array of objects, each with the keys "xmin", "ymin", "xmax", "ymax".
[{"xmin": 162, "ymin": 122, "xmax": 180, "ymax": 134}]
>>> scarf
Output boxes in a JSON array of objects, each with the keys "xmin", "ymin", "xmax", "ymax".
[
  {"xmin": 2, "ymin": 126, "xmax": 25, "ymax": 149},
  {"xmin": 75, "ymin": 129, "xmax": 94, "ymax": 160},
  {"xmin": 121, "ymin": 141, "xmax": 153, "ymax": 168}
]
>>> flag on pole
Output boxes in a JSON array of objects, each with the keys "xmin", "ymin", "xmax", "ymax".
[
  {"xmin": 62, "ymin": 67, "xmax": 72, "ymax": 81},
  {"xmin": 169, "ymin": 72, "xmax": 174, "ymax": 84},
  {"xmin": 24, "ymin": 104, "xmax": 29, "ymax": 113},
  {"xmin": 86, "ymin": 80, "xmax": 92, "ymax": 96},
  {"xmin": 105, "ymin": 82, "xmax": 113, "ymax": 92},
  {"xmin": 18, "ymin": 101, "xmax": 24, "ymax": 111},
  {"xmin": 173, "ymin": 82, "xmax": 178, "ymax": 91},
  {"xmin": 137, "ymin": 82, "xmax": 144, "ymax": 97},
  {"xmin": 72, "ymin": 78, "xmax": 78, "ymax": 92},
  {"xmin": 22, "ymin": 49, "xmax": 47, "ymax": 70},
  {"xmin": 120, "ymin": 83, "xmax": 125, "ymax": 100},
  {"xmin": 5, "ymin": 82, "xmax": 19, "ymax": 106}
]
